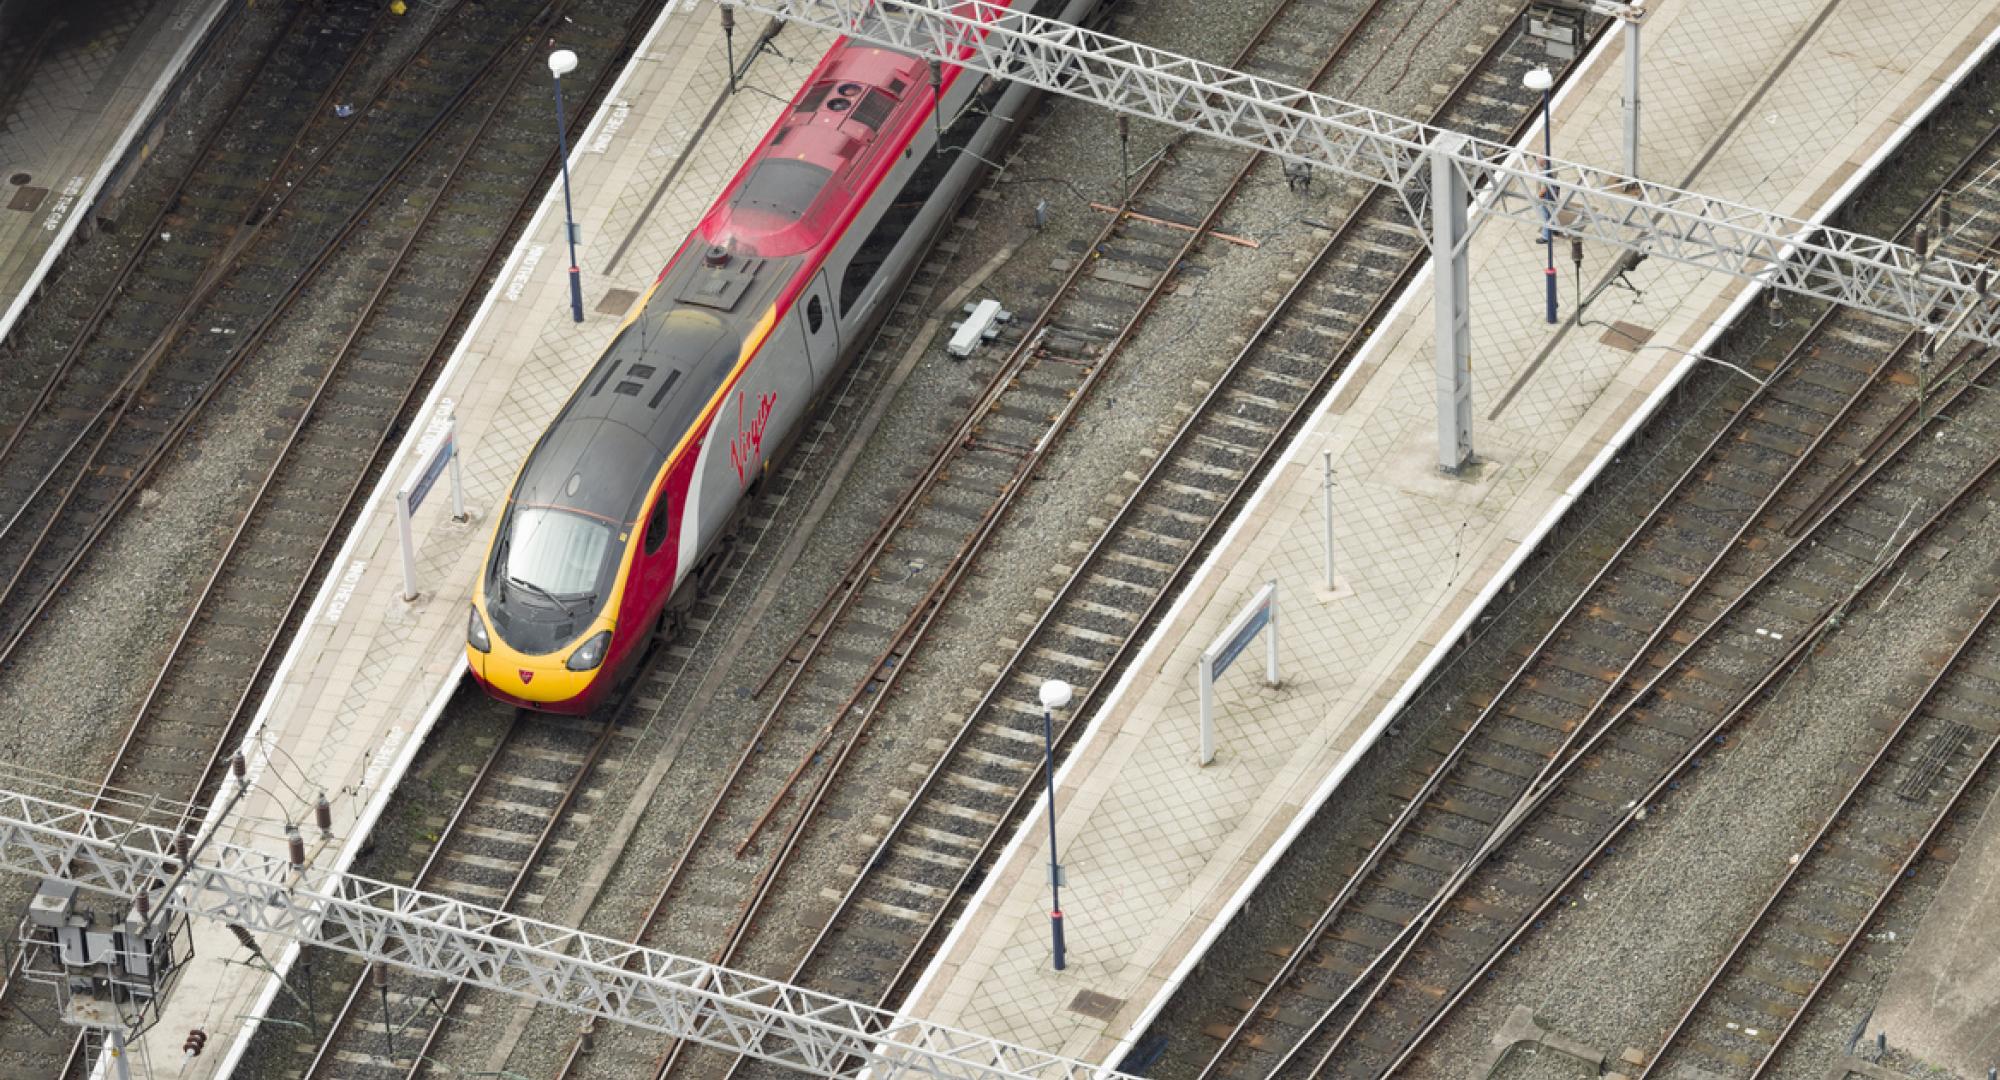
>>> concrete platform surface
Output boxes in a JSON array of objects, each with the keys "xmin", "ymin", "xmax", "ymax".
[
  {"xmin": 0, "ymin": 0, "xmax": 228, "ymax": 341},
  {"xmin": 1869, "ymin": 785, "xmax": 2000, "ymax": 1076},
  {"xmin": 899, "ymin": 0, "xmax": 2000, "ymax": 1065},
  {"xmin": 83, "ymin": 3, "xmax": 844, "ymax": 1074}
]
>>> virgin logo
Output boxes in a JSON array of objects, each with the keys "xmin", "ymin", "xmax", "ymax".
[
  {"xmin": 729, "ymin": 390, "xmax": 776, "ymax": 484},
  {"xmin": 520, "ymin": 670, "xmax": 535, "ymax": 684}
]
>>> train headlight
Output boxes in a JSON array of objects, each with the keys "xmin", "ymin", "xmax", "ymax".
[
  {"xmin": 566, "ymin": 630, "xmax": 611, "ymax": 672},
  {"xmin": 467, "ymin": 605, "xmax": 490, "ymax": 652}
]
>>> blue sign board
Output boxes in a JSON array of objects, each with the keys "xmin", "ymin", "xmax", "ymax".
[
  {"xmin": 1211, "ymin": 604, "xmax": 1269, "ymax": 680},
  {"xmin": 406, "ymin": 435, "xmax": 455, "ymax": 515}
]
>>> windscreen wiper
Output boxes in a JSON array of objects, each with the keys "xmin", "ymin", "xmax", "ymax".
[{"xmin": 508, "ymin": 574, "xmax": 578, "ymax": 616}]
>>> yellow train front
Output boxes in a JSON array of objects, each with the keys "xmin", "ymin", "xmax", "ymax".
[{"xmin": 464, "ymin": 11, "xmax": 1052, "ymax": 713}]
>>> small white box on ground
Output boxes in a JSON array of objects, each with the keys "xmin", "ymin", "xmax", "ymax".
[{"xmin": 948, "ymin": 298, "xmax": 1007, "ymax": 357}]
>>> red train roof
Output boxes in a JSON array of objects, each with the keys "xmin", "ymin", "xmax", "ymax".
[{"xmin": 691, "ymin": 4, "xmax": 1015, "ymax": 266}]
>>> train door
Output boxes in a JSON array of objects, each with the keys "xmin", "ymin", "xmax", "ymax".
[{"xmin": 800, "ymin": 269, "xmax": 842, "ymax": 393}]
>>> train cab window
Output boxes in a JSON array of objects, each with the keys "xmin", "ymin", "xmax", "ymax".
[
  {"xmin": 507, "ymin": 508, "xmax": 612, "ymax": 597},
  {"xmin": 807, "ymin": 295, "xmax": 824, "ymax": 334},
  {"xmin": 733, "ymin": 160, "xmax": 834, "ymax": 223},
  {"xmin": 644, "ymin": 495, "xmax": 671, "ymax": 555}
]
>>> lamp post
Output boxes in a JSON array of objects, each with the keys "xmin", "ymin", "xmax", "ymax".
[
  {"xmin": 1038, "ymin": 678, "xmax": 1072, "ymax": 971},
  {"xmin": 549, "ymin": 49, "xmax": 584, "ymax": 323},
  {"xmin": 1524, "ymin": 65, "xmax": 1557, "ymax": 324}
]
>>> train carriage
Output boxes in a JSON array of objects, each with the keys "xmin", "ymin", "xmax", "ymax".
[{"xmin": 469, "ymin": 1, "xmax": 1092, "ymax": 712}]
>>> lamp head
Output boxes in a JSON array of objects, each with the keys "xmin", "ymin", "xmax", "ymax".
[
  {"xmin": 1038, "ymin": 680, "xmax": 1073, "ymax": 711},
  {"xmin": 549, "ymin": 49, "xmax": 579, "ymax": 78},
  {"xmin": 1523, "ymin": 66, "xmax": 1554, "ymax": 93}
]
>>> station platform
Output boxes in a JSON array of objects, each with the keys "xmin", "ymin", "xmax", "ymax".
[
  {"xmin": 0, "ymin": 0, "xmax": 229, "ymax": 341},
  {"xmin": 899, "ymin": 0, "xmax": 2000, "ymax": 1065},
  {"xmin": 1868, "ymin": 785, "xmax": 2000, "ymax": 1075},
  {"xmin": 116, "ymin": 4, "xmax": 839, "ymax": 1074}
]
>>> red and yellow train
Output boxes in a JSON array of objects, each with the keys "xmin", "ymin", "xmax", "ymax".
[{"xmin": 468, "ymin": 2, "xmax": 1091, "ymax": 712}]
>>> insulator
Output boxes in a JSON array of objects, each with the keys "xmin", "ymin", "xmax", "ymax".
[
  {"xmin": 1915, "ymin": 225, "xmax": 1929, "ymax": 258},
  {"xmin": 228, "ymin": 924, "xmax": 259, "ymax": 953},
  {"xmin": 372, "ymin": 963, "xmax": 389, "ymax": 989},
  {"xmin": 929, "ymin": 58, "xmax": 943, "ymax": 91},
  {"xmin": 175, "ymin": 829, "xmax": 193, "ymax": 863},
  {"xmin": 231, "ymin": 751, "xmax": 247, "ymax": 783},
  {"xmin": 183, "ymin": 1028, "xmax": 207, "ymax": 1058},
  {"xmin": 1939, "ymin": 199, "xmax": 1952, "ymax": 236},
  {"xmin": 135, "ymin": 892, "xmax": 150, "ymax": 919},
  {"xmin": 720, "ymin": 5, "xmax": 733, "ymax": 31},
  {"xmin": 1570, "ymin": 236, "xmax": 1584, "ymax": 266},
  {"xmin": 286, "ymin": 824, "xmax": 306, "ymax": 870},
  {"xmin": 315, "ymin": 794, "xmax": 333, "ymax": 837},
  {"xmin": 1116, "ymin": 114, "xmax": 1128, "ymax": 140}
]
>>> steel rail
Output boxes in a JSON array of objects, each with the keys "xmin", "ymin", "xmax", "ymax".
[
  {"xmin": 0, "ymin": 0, "xmax": 472, "ymax": 543},
  {"xmin": 542, "ymin": 1, "xmax": 1400, "ymax": 1075},
  {"xmin": 743, "ymin": 0, "xmax": 1321, "ymax": 705},
  {"xmin": 0, "ymin": 0, "xmax": 386, "ymax": 476},
  {"xmin": 710, "ymin": 0, "xmax": 1397, "ymax": 1019},
  {"xmin": 1300, "ymin": 337, "xmax": 2000, "ymax": 1075},
  {"xmin": 298, "ymin": 712, "xmax": 618, "ymax": 1077},
  {"xmin": 1638, "ymin": 578, "xmax": 2000, "ymax": 1078},
  {"xmin": 0, "ymin": 0, "xmax": 560, "ymax": 672},
  {"xmin": 1361, "ymin": 422, "xmax": 2000, "ymax": 1077},
  {"xmin": 122, "ymin": 0, "xmax": 615, "ymax": 843},
  {"xmin": 1228, "ymin": 117, "xmax": 2000, "ymax": 1079}
]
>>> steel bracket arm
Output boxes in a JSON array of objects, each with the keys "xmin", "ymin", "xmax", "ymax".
[
  {"xmin": 0, "ymin": 789, "xmax": 1135, "ymax": 1080},
  {"xmin": 721, "ymin": 0, "xmax": 2000, "ymax": 345}
]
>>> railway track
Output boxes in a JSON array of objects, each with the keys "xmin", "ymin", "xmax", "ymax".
[
  {"xmin": 0, "ymin": 0, "xmax": 383, "ymax": 440},
  {"xmin": 301, "ymin": 711, "xmax": 624, "ymax": 1079},
  {"xmin": 1181, "ymin": 133, "xmax": 2000, "ymax": 1079},
  {"xmin": 0, "ymin": 0, "xmax": 669, "ymax": 1075},
  {"xmin": 109, "ymin": 0, "xmax": 654, "ymax": 855},
  {"xmin": 0, "ymin": 0, "xmax": 565, "ymax": 670},
  {"xmin": 1637, "ymin": 564, "xmax": 2000, "ymax": 1077}
]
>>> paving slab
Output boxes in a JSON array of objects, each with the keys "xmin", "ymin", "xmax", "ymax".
[
  {"xmin": 899, "ymin": 0, "xmax": 2000, "ymax": 1064},
  {"xmin": 1867, "ymin": 783, "xmax": 2000, "ymax": 1076}
]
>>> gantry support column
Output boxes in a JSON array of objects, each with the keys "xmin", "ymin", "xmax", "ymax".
[{"xmin": 1432, "ymin": 134, "xmax": 1474, "ymax": 472}]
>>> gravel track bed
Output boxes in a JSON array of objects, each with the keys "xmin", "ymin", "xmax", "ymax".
[
  {"xmin": 1416, "ymin": 481, "xmax": 2000, "ymax": 1078},
  {"xmin": 0, "ymin": 2, "xmax": 641, "ymax": 1073},
  {"xmin": 0, "ymin": 0, "xmax": 462, "ymax": 757},
  {"xmin": 1130, "ymin": 49, "xmax": 2000, "ymax": 1080}
]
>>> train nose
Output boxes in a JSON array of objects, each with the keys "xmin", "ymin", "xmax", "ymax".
[{"xmin": 469, "ymin": 648, "xmax": 600, "ymax": 713}]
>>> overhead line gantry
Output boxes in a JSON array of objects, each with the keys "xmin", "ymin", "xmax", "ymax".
[{"xmin": 720, "ymin": 0, "xmax": 1997, "ymax": 467}]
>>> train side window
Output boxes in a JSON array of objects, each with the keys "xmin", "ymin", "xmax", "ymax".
[
  {"xmin": 840, "ymin": 208, "xmax": 903, "ymax": 314},
  {"xmin": 807, "ymin": 295, "xmax": 824, "ymax": 334},
  {"xmin": 644, "ymin": 495, "xmax": 671, "ymax": 555}
]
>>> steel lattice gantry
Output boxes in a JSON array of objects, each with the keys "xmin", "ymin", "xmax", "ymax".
[
  {"xmin": 720, "ymin": 0, "xmax": 1999, "ymax": 467},
  {"xmin": 0, "ymin": 789, "xmax": 1136, "ymax": 1080}
]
